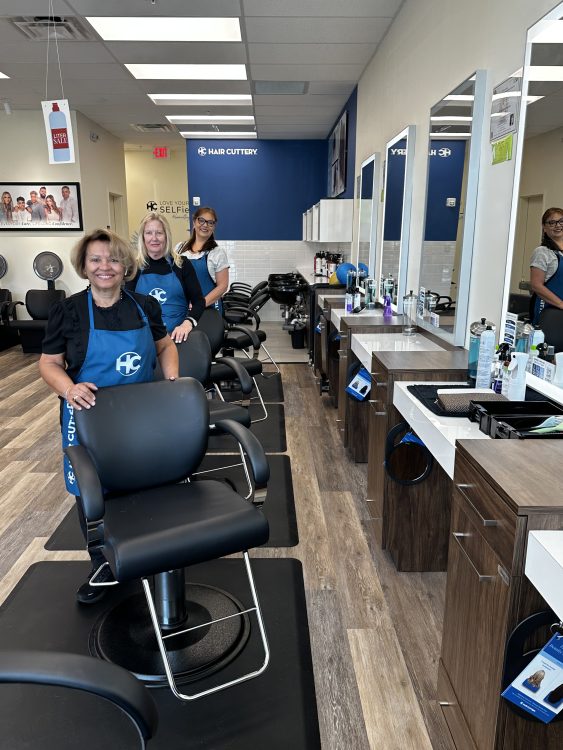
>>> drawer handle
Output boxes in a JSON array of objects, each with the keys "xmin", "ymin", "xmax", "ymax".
[
  {"xmin": 452, "ymin": 533, "xmax": 495, "ymax": 582},
  {"xmin": 439, "ymin": 701, "xmax": 455, "ymax": 707},
  {"xmin": 368, "ymin": 400, "xmax": 386, "ymax": 416},
  {"xmin": 456, "ymin": 484, "xmax": 499, "ymax": 527}
]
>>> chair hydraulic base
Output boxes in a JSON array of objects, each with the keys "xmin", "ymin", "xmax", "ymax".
[
  {"xmin": 144, "ymin": 552, "xmax": 270, "ymax": 701},
  {"xmin": 89, "ymin": 570, "xmax": 251, "ymax": 687}
]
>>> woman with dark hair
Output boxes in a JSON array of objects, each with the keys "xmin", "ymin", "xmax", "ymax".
[
  {"xmin": 128, "ymin": 212, "xmax": 205, "ymax": 343},
  {"xmin": 44, "ymin": 194, "xmax": 62, "ymax": 223},
  {"xmin": 0, "ymin": 191, "xmax": 13, "ymax": 223},
  {"xmin": 177, "ymin": 207, "xmax": 229, "ymax": 314},
  {"xmin": 530, "ymin": 206, "xmax": 563, "ymax": 324},
  {"xmin": 39, "ymin": 228, "xmax": 178, "ymax": 604}
]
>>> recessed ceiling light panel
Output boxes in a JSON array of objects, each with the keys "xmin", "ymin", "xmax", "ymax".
[
  {"xmin": 0, "ymin": 72, "xmax": 9, "ymax": 79},
  {"xmin": 167, "ymin": 115, "xmax": 254, "ymax": 124},
  {"xmin": 87, "ymin": 17, "xmax": 241, "ymax": 42},
  {"xmin": 149, "ymin": 94, "xmax": 252, "ymax": 106},
  {"xmin": 126, "ymin": 64, "xmax": 247, "ymax": 80},
  {"xmin": 180, "ymin": 131, "xmax": 257, "ymax": 139}
]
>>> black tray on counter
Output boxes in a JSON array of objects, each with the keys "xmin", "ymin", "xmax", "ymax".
[
  {"xmin": 469, "ymin": 399, "xmax": 563, "ymax": 435},
  {"xmin": 490, "ymin": 414, "xmax": 563, "ymax": 439}
]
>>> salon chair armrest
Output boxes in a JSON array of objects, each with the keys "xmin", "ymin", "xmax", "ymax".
[
  {"xmin": 214, "ymin": 419, "xmax": 270, "ymax": 494},
  {"xmin": 64, "ymin": 445, "xmax": 105, "ymax": 521},
  {"xmin": 226, "ymin": 325, "xmax": 261, "ymax": 351},
  {"xmin": 0, "ymin": 650, "xmax": 158, "ymax": 743},
  {"xmin": 4, "ymin": 300, "xmax": 23, "ymax": 322},
  {"xmin": 223, "ymin": 305, "xmax": 261, "ymax": 330},
  {"xmin": 213, "ymin": 356, "xmax": 254, "ymax": 394}
]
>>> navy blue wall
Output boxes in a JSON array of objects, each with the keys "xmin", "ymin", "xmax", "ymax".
[
  {"xmin": 186, "ymin": 139, "xmax": 327, "ymax": 240},
  {"xmin": 423, "ymin": 140, "xmax": 466, "ymax": 241},
  {"xmin": 383, "ymin": 139, "xmax": 407, "ymax": 241},
  {"xmin": 326, "ymin": 87, "xmax": 357, "ymax": 200}
]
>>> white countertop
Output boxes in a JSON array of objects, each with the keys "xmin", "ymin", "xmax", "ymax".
[
  {"xmin": 525, "ymin": 531, "xmax": 563, "ymax": 621},
  {"xmin": 393, "ymin": 382, "xmax": 490, "ymax": 478},
  {"xmin": 296, "ymin": 265, "xmax": 332, "ymax": 286},
  {"xmin": 331, "ymin": 307, "xmax": 384, "ymax": 327},
  {"xmin": 351, "ymin": 332, "xmax": 444, "ymax": 370},
  {"xmin": 318, "ymin": 293, "xmax": 345, "ymax": 309}
]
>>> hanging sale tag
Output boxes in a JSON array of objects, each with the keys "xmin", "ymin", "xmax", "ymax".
[{"xmin": 41, "ymin": 99, "xmax": 75, "ymax": 165}]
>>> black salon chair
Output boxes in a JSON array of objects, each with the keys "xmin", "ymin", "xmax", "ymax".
[
  {"xmin": 0, "ymin": 288, "xmax": 20, "ymax": 351},
  {"xmin": 8, "ymin": 288, "xmax": 65, "ymax": 353},
  {"xmin": 198, "ymin": 308, "xmax": 269, "ymax": 422},
  {"xmin": 66, "ymin": 378, "xmax": 270, "ymax": 702},
  {"xmin": 0, "ymin": 650, "xmax": 158, "ymax": 747},
  {"xmin": 223, "ymin": 300, "xmax": 280, "ymax": 375},
  {"xmin": 538, "ymin": 307, "xmax": 563, "ymax": 353}
]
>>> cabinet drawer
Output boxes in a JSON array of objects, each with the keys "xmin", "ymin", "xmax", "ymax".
[
  {"xmin": 437, "ymin": 661, "xmax": 478, "ymax": 750},
  {"xmin": 454, "ymin": 455, "xmax": 516, "ymax": 572}
]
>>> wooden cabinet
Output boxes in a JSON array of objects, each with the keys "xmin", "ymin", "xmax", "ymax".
[
  {"xmin": 365, "ymin": 348, "xmax": 468, "ymax": 569},
  {"xmin": 439, "ymin": 440, "xmax": 563, "ymax": 750}
]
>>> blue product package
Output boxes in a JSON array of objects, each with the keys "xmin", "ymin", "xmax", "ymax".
[
  {"xmin": 345, "ymin": 366, "xmax": 371, "ymax": 401},
  {"xmin": 502, "ymin": 634, "xmax": 563, "ymax": 723}
]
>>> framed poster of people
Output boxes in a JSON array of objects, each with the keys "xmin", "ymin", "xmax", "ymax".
[
  {"xmin": 329, "ymin": 111, "xmax": 347, "ymax": 197},
  {"xmin": 0, "ymin": 182, "xmax": 83, "ymax": 230}
]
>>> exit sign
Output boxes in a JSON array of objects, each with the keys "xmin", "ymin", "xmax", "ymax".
[{"xmin": 152, "ymin": 146, "xmax": 169, "ymax": 159}]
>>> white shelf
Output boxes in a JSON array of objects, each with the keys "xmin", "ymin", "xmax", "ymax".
[{"xmin": 525, "ymin": 531, "xmax": 563, "ymax": 621}]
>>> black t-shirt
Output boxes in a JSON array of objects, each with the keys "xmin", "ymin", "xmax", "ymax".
[
  {"xmin": 126, "ymin": 257, "xmax": 206, "ymax": 321},
  {"xmin": 42, "ymin": 288, "xmax": 167, "ymax": 381}
]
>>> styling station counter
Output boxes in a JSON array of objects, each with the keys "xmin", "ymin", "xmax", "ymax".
[
  {"xmin": 295, "ymin": 265, "xmax": 344, "ymax": 367},
  {"xmin": 438, "ymin": 439, "xmax": 563, "ymax": 750}
]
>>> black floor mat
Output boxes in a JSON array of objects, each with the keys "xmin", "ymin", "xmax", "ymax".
[
  {"xmin": 45, "ymin": 455, "xmax": 298, "ymax": 551},
  {"xmin": 222, "ymin": 372, "xmax": 284, "ymax": 404},
  {"xmin": 0, "ymin": 559, "xmax": 320, "ymax": 750},
  {"xmin": 208, "ymin": 403, "xmax": 286, "ymax": 453}
]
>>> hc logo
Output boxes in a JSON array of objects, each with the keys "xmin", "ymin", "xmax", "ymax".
[
  {"xmin": 116, "ymin": 351, "xmax": 142, "ymax": 376},
  {"xmin": 438, "ymin": 148, "xmax": 452, "ymax": 158},
  {"xmin": 150, "ymin": 287, "xmax": 167, "ymax": 304},
  {"xmin": 67, "ymin": 469, "xmax": 75, "ymax": 486},
  {"xmin": 197, "ymin": 147, "xmax": 207, "ymax": 156},
  {"xmin": 146, "ymin": 200, "xmax": 158, "ymax": 211}
]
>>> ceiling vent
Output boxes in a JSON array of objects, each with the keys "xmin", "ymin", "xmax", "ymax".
[
  {"xmin": 253, "ymin": 81, "xmax": 308, "ymax": 95},
  {"xmin": 130, "ymin": 123, "xmax": 175, "ymax": 133},
  {"xmin": 11, "ymin": 16, "xmax": 94, "ymax": 41}
]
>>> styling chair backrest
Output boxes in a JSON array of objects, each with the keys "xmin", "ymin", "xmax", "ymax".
[
  {"xmin": 538, "ymin": 307, "xmax": 563, "ymax": 353},
  {"xmin": 153, "ymin": 330, "xmax": 212, "ymax": 384},
  {"xmin": 197, "ymin": 308, "xmax": 226, "ymax": 356},
  {"xmin": 26, "ymin": 289, "xmax": 65, "ymax": 320},
  {"xmin": 75, "ymin": 378, "xmax": 209, "ymax": 494}
]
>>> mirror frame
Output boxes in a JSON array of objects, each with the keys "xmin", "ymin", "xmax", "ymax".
[
  {"xmin": 376, "ymin": 125, "xmax": 416, "ymax": 313},
  {"xmin": 416, "ymin": 69, "xmax": 488, "ymax": 345},
  {"xmin": 356, "ymin": 152, "xmax": 381, "ymax": 275}
]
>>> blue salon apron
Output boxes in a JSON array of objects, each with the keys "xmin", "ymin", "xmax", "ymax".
[
  {"xmin": 134, "ymin": 259, "xmax": 187, "ymax": 332},
  {"xmin": 533, "ymin": 252, "xmax": 563, "ymax": 324},
  {"xmin": 190, "ymin": 253, "xmax": 223, "ymax": 315},
  {"xmin": 62, "ymin": 290, "xmax": 156, "ymax": 495}
]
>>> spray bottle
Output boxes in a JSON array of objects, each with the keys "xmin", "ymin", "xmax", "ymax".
[{"xmin": 49, "ymin": 103, "xmax": 70, "ymax": 162}]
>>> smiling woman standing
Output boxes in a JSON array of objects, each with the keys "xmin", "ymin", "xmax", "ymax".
[
  {"xmin": 530, "ymin": 207, "xmax": 563, "ymax": 324},
  {"xmin": 129, "ymin": 212, "xmax": 205, "ymax": 343},
  {"xmin": 39, "ymin": 228, "xmax": 178, "ymax": 604},
  {"xmin": 178, "ymin": 206, "xmax": 230, "ymax": 315}
]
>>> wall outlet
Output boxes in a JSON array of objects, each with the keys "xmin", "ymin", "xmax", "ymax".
[
  {"xmin": 193, "ymin": 196, "xmax": 200, "ymax": 206},
  {"xmin": 446, "ymin": 197, "xmax": 456, "ymax": 207}
]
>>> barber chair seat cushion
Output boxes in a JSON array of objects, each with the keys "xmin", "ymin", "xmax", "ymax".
[
  {"xmin": 211, "ymin": 358, "xmax": 262, "ymax": 380},
  {"xmin": 224, "ymin": 329, "xmax": 267, "ymax": 348},
  {"xmin": 103, "ymin": 480, "xmax": 269, "ymax": 583},
  {"xmin": 208, "ymin": 400, "xmax": 251, "ymax": 428}
]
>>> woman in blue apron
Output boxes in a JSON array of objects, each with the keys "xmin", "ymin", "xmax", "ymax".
[
  {"xmin": 177, "ymin": 207, "xmax": 230, "ymax": 316},
  {"xmin": 128, "ymin": 212, "xmax": 205, "ymax": 342},
  {"xmin": 39, "ymin": 228, "xmax": 178, "ymax": 604},
  {"xmin": 530, "ymin": 207, "xmax": 563, "ymax": 324}
]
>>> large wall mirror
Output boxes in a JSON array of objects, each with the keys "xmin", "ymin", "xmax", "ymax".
[
  {"xmin": 357, "ymin": 153, "xmax": 380, "ymax": 275},
  {"xmin": 417, "ymin": 70, "xmax": 487, "ymax": 345},
  {"xmin": 377, "ymin": 126, "xmax": 415, "ymax": 311},
  {"xmin": 501, "ymin": 2, "xmax": 563, "ymax": 400}
]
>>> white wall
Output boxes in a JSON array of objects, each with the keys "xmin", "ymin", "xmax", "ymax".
[
  {"xmin": 355, "ymin": 0, "xmax": 555, "ymax": 341},
  {"xmin": 0, "ymin": 110, "xmax": 127, "ymax": 315}
]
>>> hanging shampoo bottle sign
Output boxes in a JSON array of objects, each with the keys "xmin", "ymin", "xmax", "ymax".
[{"xmin": 41, "ymin": 99, "xmax": 75, "ymax": 164}]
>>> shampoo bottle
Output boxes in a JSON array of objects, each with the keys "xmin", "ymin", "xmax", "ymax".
[
  {"xmin": 49, "ymin": 103, "xmax": 70, "ymax": 162},
  {"xmin": 475, "ymin": 325, "xmax": 496, "ymax": 388}
]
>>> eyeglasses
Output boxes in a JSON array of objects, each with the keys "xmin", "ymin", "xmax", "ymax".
[
  {"xmin": 196, "ymin": 217, "xmax": 216, "ymax": 228},
  {"xmin": 545, "ymin": 219, "xmax": 563, "ymax": 227}
]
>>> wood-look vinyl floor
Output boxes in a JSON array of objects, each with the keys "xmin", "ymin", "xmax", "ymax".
[{"xmin": 0, "ymin": 348, "xmax": 453, "ymax": 750}]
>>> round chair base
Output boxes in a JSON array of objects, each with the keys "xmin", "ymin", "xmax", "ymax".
[{"xmin": 89, "ymin": 583, "xmax": 250, "ymax": 686}]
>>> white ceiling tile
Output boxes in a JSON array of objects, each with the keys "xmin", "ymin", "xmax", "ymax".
[
  {"xmin": 308, "ymin": 82, "xmax": 357, "ymax": 96},
  {"xmin": 250, "ymin": 64, "xmax": 364, "ymax": 82},
  {"xmin": 106, "ymin": 41, "xmax": 246, "ymax": 65},
  {"xmin": 1, "ymin": 62, "xmax": 130, "ymax": 80},
  {"xmin": 0, "ymin": 41, "xmax": 115, "ymax": 64},
  {"xmin": 255, "ymin": 105, "xmax": 341, "ymax": 118},
  {"xmin": 245, "ymin": 17, "xmax": 391, "ymax": 44},
  {"xmin": 0, "ymin": 1, "xmax": 74, "ymax": 18},
  {"xmin": 253, "ymin": 94, "xmax": 345, "ymax": 107},
  {"xmin": 248, "ymin": 43, "xmax": 375, "ymax": 66},
  {"xmin": 242, "ymin": 0, "xmax": 401, "ymax": 17}
]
